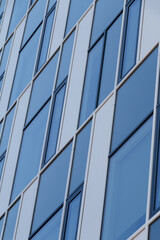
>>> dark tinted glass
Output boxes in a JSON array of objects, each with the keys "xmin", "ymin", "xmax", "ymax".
[
  {"xmin": 98, "ymin": 14, "xmax": 122, "ymax": 105},
  {"xmin": 102, "ymin": 117, "xmax": 152, "ymax": 240},
  {"xmin": 9, "ymin": 25, "xmax": 42, "ymax": 108},
  {"xmin": 7, "ymin": 0, "xmax": 29, "ymax": 37},
  {"xmin": 64, "ymin": 193, "xmax": 81, "ymax": 240},
  {"xmin": 0, "ymin": 216, "xmax": 4, "ymax": 236},
  {"xmin": 11, "ymin": 101, "xmax": 50, "ymax": 202},
  {"xmin": 0, "ymin": 106, "xmax": 15, "ymax": 157},
  {"xmin": 69, "ymin": 120, "xmax": 92, "ymax": 194},
  {"xmin": 31, "ymin": 208, "xmax": 62, "ymax": 240},
  {"xmin": 23, "ymin": 0, "xmax": 46, "ymax": 44},
  {"xmin": 121, "ymin": 0, "xmax": 141, "ymax": 78},
  {"xmin": 45, "ymin": 84, "xmax": 66, "ymax": 163},
  {"xmin": 26, "ymin": 51, "xmax": 59, "ymax": 124},
  {"xmin": 65, "ymin": 0, "xmax": 92, "ymax": 36},
  {"xmin": 79, "ymin": 37, "xmax": 104, "ymax": 127},
  {"xmin": 90, "ymin": 0, "xmax": 123, "ymax": 46},
  {"xmin": 3, "ymin": 200, "xmax": 19, "ymax": 240},
  {"xmin": 0, "ymin": 36, "xmax": 12, "ymax": 77},
  {"xmin": 37, "ymin": 9, "xmax": 55, "ymax": 70},
  {"xmin": 32, "ymin": 143, "xmax": 72, "ymax": 233},
  {"xmin": 111, "ymin": 47, "xmax": 157, "ymax": 151},
  {"xmin": 56, "ymin": 31, "xmax": 75, "ymax": 87},
  {"xmin": 149, "ymin": 217, "xmax": 160, "ymax": 240}
]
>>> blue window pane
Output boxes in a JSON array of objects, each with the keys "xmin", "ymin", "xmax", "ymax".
[
  {"xmin": 0, "ymin": 36, "xmax": 12, "ymax": 77},
  {"xmin": 37, "ymin": 8, "xmax": 55, "ymax": 71},
  {"xmin": 9, "ymin": 25, "xmax": 42, "ymax": 108},
  {"xmin": 64, "ymin": 193, "xmax": 81, "ymax": 240},
  {"xmin": 111, "ymin": 47, "xmax": 157, "ymax": 152},
  {"xmin": 48, "ymin": 0, "xmax": 56, "ymax": 11},
  {"xmin": 23, "ymin": 0, "xmax": 46, "ymax": 44},
  {"xmin": 45, "ymin": 84, "xmax": 66, "ymax": 163},
  {"xmin": 0, "ymin": 106, "xmax": 15, "ymax": 157},
  {"xmin": 31, "ymin": 209, "xmax": 62, "ymax": 240},
  {"xmin": 0, "ymin": 155, "xmax": 5, "ymax": 179},
  {"xmin": 3, "ymin": 200, "xmax": 19, "ymax": 240},
  {"xmin": 0, "ymin": 216, "xmax": 4, "ymax": 236},
  {"xmin": 102, "ymin": 117, "xmax": 152, "ymax": 240},
  {"xmin": 56, "ymin": 31, "xmax": 75, "ymax": 87},
  {"xmin": 121, "ymin": 0, "xmax": 141, "ymax": 78},
  {"xmin": 98, "ymin": 14, "xmax": 122, "ymax": 105},
  {"xmin": 31, "ymin": 143, "xmax": 72, "ymax": 233},
  {"xmin": 90, "ymin": 0, "xmax": 123, "ymax": 46},
  {"xmin": 149, "ymin": 217, "xmax": 160, "ymax": 240},
  {"xmin": 11, "ymin": 101, "xmax": 50, "ymax": 202},
  {"xmin": 26, "ymin": 51, "xmax": 59, "ymax": 124},
  {"xmin": 69, "ymin": 120, "xmax": 92, "ymax": 195},
  {"xmin": 0, "ymin": 0, "xmax": 6, "ymax": 15},
  {"xmin": 79, "ymin": 37, "xmax": 104, "ymax": 127},
  {"xmin": 65, "ymin": 0, "xmax": 92, "ymax": 36},
  {"xmin": 7, "ymin": 0, "xmax": 29, "ymax": 38}
]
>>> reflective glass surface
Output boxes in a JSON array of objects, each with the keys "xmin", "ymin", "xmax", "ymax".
[
  {"xmin": 64, "ymin": 193, "xmax": 81, "ymax": 240},
  {"xmin": 23, "ymin": 0, "xmax": 46, "ymax": 44},
  {"xmin": 121, "ymin": 0, "xmax": 141, "ymax": 78},
  {"xmin": 102, "ymin": 117, "xmax": 152, "ymax": 240},
  {"xmin": 37, "ymin": 9, "xmax": 55, "ymax": 70},
  {"xmin": 0, "ymin": 216, "xmax": 4, "ymax": 237},
  {"xmin": 56, "ymin": 31, "xmax": 75, "ymax": 87},
  {"xmin": 69, "ymin": 120, "xmax": 92, "ymax": 194},
  {"xmin": 9, "ymin": 25, "xmax": 42, "ymax": 108},
  {"xmin": 0, "ymin": 36, "xmax": 12, "ymax": 77},
  {"xmin": 7, "ymin": 0, "xmax": 29, "ymax": 38},
  {"xmin": 32, "ymin": 142, "xmax": 72, "ymax": 233},
  {"xmin": 11, "ymin": 101, "xmax": 50, "ymax": 202},
  {"xmin": 0, "ymin": 0, "xmax": 6, "ymax": 15},
  {"xmin": 0, "ymin": 155, "xmax": 5, "ymax": 178},
  {"xmin": 149, "ymin": 217, "xmax": 160, "ymax": 240},
  {"xmin": 90, "ymin": 0, "xmax": 123, "ymax": 46},
  {"xmin": 65, "ymin": 0, "xmax": 92, "ymax": 36},
  {"xmin": 98, "ymin": 14, "xmax": 122, "ymax": 105},
  {"xmin": 48, "ymin": 0, "xmax": 56, "ymax": 11},
  {"xmin": 31, "ymin": 209, "xmax": 62, "ymax": 240},
  {"xmin": 3, "ymin": 200, "xmax": 19, "ymax": 240},
  {"xmin": 45, "ymin": 84, "xmax": 66, "ymax": 163},
  {"xmin": 79, "ymin": 37, "xmax": 104, "ymax": 127},
  {"xmin": 26, "ymin": 51, "xmax": 59, "ymax": 124},
  {"xmin": 111, "ymin": 47, "xmax": 157, "ymax": 151}
]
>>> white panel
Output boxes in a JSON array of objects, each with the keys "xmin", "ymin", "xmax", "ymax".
[
  {"xmin": 0, "ymin": 86, "xmax": 31, "ymax": 215},
  {"xmin": 133, "ymin": 230, "xmax": 147, "ymax": 240},
  {"xmin": 140, "ymin": 0, "xmax": 160, "ymax": 59},
  {"xmin": 80, "ymin": 96, "xmax": 114, "ymax": 240},
  {"xmin": 14, "ymin": 179, "xmax": 38, "ymax": 240},
  {"xmin": 0, "ymin": 18, "xmax": 25, "ymax": 119},
  {"xmin": 59, "ymin": 7, "xmax": 94, "ymax": 149},
  {"xmin": 0, "ymin": 0, "xmax": 15, "ymax": 48},
  {"xmin": 49, "ymin": 0, "xmax": 70, "ymax": 56}
]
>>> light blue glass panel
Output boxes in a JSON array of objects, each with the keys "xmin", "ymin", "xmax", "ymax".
[
  {"xmin": 149, "ymin": 217, "xmax": 160, "ymax": 240},
  {"xmin": 79, "ymin": 37, "xmax": 104, "ymax": 127},
  {"xmin": 0, "ymin": 216, "xmax": 4, "ymax": 237},
  {"xmin": 7, "ymin": 0, "xmax": 29, "ymax": 38},
  {"xmin": 56, "ymin": 31, "xmax": 75, "ymax": 87},
  {"xmin": 26, "ymin": 51, "xmax": 59, "ymax": 124},
  {"xmin": 98, "ymin": 14, "xmax": 122, "ymax": 105},
  {"xmin": 69, "ymin": 121, "xmax": 92, "ymax": 194},
  {"xmin": 45, "ymin": 84, "xmax": 66, "ymax": 163},
  {"xmin": 0, "ymin": 106, "xmax": 15, "ymax": 157},
  {"xmin": 31, "ymin": 209, "xmax": 62, "ymax": 240},
  {"xmin": 23, "ymin": 0, "xmax": 46, "ymax": 44},
  {"xmin": 11, "ymin": 101, "xmax": 50, "ymax": 202},
  {"xmin": 111, "ymin": 47, "xmax": 157, "ymax": 151},
  {"xmin": 9, "ymin": 25, "xmax": 42, "ymax": 108},
  {"xmin": 32, "ymin": 143, "xmax": 72, "ymax": 233},
  {"xmin": 102, "ymin": 117, "xmax": 152, "ymax": 240},
  {"xmin": 48, "ymin": 0, "xmax": 56, "ymax": 11},
  {"xmin": 65, "ymin": 0, "xmax": 92, "ymax": 36},
  {"xmin": 121, "ymin": 0, "xmax": 141, "ymax": 78},
  {"xmin": 0, "ymin": 0, "xmax": 6, "ymax": 15},
  {"xmin": 65, "ymin": 193, "xmax": 81, "ymax": 240},
  {"xmin": 37, "ymin": 9, "xmax": 55, "ymax": 70},
  {"xmin": 0, "ymin": 155, "xmax": 5, "ymax": 179},
  {"xmin": 91, "ymin": 0, "xmax": 123, "ymax": 46},
  {"xmin": 0, "ymin": 36, "xmax": 12, "ymax": 77},
  {"xmin": 3, "ymin": 200, "xmax": 19, "ymax": 240}
]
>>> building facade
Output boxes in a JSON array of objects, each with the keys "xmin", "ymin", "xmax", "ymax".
[{"xmin": 0, "ymin": 0, "xmax": 159, "ymax": 239}]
